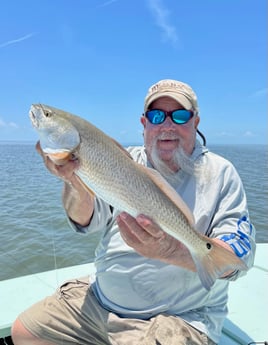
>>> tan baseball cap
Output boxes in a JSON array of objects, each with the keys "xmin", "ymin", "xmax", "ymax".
[{"xmin": 144, "ymin": 79, "xmax": 199, "ymax": 113}]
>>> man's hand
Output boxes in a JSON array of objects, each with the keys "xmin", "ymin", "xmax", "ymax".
[
  {"xmin": 36, "ymin": 141, "xmax": 94, "ymax": 226},
  {"xmin": 36, "ymin": 141, "xmax": 79, "ymax": 185},
  {"xmin": 117, "ymin": 212, "xmax": 237, "ymax": 276},
  {"xmin": 117, "ymin": 212, "xmax": 196, "ymax": 270}
]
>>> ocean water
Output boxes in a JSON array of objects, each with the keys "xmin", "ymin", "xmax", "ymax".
[{"xmin": 0, "ymin": 142, "xmax": 267, "ymax": 281}]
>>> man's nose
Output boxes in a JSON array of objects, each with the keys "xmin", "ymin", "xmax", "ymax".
[{"xmin": 161, "ymin": 115, "xmax": 176, "ymax": 128}]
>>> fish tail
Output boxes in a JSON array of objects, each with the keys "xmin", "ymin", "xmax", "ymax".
[{"xmin": 192, "ymin": 238, "xmax": 247, "ymax": 291}]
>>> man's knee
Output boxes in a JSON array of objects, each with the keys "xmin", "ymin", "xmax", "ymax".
[
  {"xmin": 11, "ymin": 318, "xmax": 53, "ymax": 345},
  {"xmin": 11, "ymin": 318, "xmax": 33, "ymax": 344}
]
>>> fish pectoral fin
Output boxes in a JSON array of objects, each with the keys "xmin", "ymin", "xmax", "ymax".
[{"xmin": 142, "ymin": 166, "xmax": 195, "ymax": 227}]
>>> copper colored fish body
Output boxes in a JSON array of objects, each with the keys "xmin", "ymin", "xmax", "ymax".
[{"xmin": 29, "ymin": 104, "xmax": 247, "ymax": 290}]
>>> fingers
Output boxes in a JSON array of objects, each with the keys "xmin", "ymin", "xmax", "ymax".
[
  {"xmin": 135, "ymin": 214, "xmax": 165, "ymax": 238},
  {"xmin": 35, "ymin": 140, "xmax": 79, "ymax": 182},
  {"xmin": 117, "ymin": 214, "xmax": 142, "ymax": 246},
  {"xmin": 117, "ymin": 212, "xmax": 165, "ymax": 245},
  {"xmin": 117, "ymin": 212, "xmax": 179, "ymax": 261},
  {"xmin": 35, "ymin": 141, "xmax": 42, "ymax": 155}
]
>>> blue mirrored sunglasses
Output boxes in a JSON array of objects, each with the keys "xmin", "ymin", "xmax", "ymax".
[{"xmin": 145, "ymin": 109, "xmax": 194, "ymax": 125}]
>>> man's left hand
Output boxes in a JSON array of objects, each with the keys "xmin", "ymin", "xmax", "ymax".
[{"xmin": 117, "ymin": 212, "xmax": 194, "ymax": 269}]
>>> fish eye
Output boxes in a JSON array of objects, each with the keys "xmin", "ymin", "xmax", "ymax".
[
  {"xmin": 39, "ymin": 104, "xmax": 52, "ymax": 118},
  {"xmin": 44, "ymin": 110, "xmax": 52, "ymax": 118}
]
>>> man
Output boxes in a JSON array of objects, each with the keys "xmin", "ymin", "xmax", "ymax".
[{"xmin": 12, "ymin": 79, "xmax": 255, "ymax": 345}]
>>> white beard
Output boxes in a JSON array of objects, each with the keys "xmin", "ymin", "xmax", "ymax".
[{"xmin": 149, "ymin": 135, "xmax": 202, "ymax": 188}]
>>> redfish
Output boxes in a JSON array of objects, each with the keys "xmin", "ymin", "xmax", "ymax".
[{"xmin": 29, "ymin": 104, "xmax": 246, "ymax": 290}]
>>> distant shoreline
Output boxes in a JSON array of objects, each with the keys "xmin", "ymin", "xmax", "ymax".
[
  {"xmin": 0, "ymin": 141, "xmax": 266, "ymax": 147},
  {"xmin": 0, "ymin": 140, "xmax": 268, "ymax": 146}
]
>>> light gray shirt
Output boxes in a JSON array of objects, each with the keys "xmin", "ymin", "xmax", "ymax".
[{"xmin": 69, "ymin": 141, "xmax": 255, "ymax": 343}]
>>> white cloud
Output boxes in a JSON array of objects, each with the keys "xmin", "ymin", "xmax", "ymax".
[
  {"xmin": 147, "ymin": 0, "xmax": 178, "ymax": 47},
  {"xmin": 0, "ymin": 118, "xmax": 5, "ymax": 127},
  {"xmin": 250, "ymin": 88, "xmax": 268, "ymax": 98},
  {"xmin": 216, "ymin": 131, "xmax": 234, "ymax": 137},
  {"xmin": 98, "ymin": 0, "xmax": 119, "ymax": 8},
  {"xmin": 0, "ymin": 32, "xmax": 36, "ymax": 49},
  {"xmin": 0, "ymin": 118, "xmax": 19, "ymax": 129},
  {"xmin": 243, "ymin": 131, "xmax": 255, "ymax": 137},
  {"xmin": 9, "ymin": 122, "xmax": 19, "ymax": 129}
]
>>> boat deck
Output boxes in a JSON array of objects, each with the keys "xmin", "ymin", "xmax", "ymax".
[{"xmin": 0, "ymin": 243, "xmax": 267, "ymax": 344}]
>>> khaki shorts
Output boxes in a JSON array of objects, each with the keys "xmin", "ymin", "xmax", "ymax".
[{"xmin": 18, "ymin": 277, "xmax": 215, "ymax": 345}]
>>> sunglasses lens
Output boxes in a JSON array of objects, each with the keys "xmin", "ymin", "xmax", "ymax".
[
  {"xmin": 146, "ymin": 110, "xmax": 165, "ymax": 124},
  {"xmin": 145, "ymin": 109, "xmax": 193, "ymax": 125},
  {"xmin": 172, "ymin": 110, "xmax": 192, "ymax": 124}
]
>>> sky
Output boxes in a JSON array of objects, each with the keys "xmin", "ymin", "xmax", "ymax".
[{"xmin": 0, "ymin": 0, "xmax": 267, "ymax": 145}]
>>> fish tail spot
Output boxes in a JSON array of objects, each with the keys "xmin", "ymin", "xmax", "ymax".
[
  {"xmin": 192, "ymin": 241, "xmax": 247, "ymax": 291},
  {"xmin": 206, "ymin": 242, "xmax": 212, "ymax": 250}
]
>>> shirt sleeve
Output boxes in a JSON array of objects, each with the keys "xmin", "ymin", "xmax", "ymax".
[
  {"xmin": 209, "ymin": 161, "xmax": 256, "ymax": 280},
  {"xmin": 67, "ymin": 197, "xmax": 113, "ymax": 235}
]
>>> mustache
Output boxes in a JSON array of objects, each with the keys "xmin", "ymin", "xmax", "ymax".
[{"xmin": 156, "ymin": 132, "xmax": 180, "ymax": 141}]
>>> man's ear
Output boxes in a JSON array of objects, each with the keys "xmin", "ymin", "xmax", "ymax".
[
  {"xmin": 194, "ymin": 115, "xmax": 200, "ymax": 129},
  {"xmin": 140, "ymin": 115, "xmax": 146, "ymax": 127}
]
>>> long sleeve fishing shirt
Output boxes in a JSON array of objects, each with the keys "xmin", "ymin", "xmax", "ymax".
[{"xmin": 69, "ymin": 140, "xmax": 256, "ymax": 344}]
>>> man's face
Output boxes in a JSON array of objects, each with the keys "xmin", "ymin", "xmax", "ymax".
[{"xmin": 141, "ymin": 96, "xmax": 200, "ymax": 172}]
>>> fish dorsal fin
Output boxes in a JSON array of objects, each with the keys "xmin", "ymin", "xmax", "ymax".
[
  {"xmin": 142, "ymin": 166, "xmax": 195, "ymax": 227},
  {"xmin": 112, "ymin": 138, "xmax": 134, "ymax": 160}
]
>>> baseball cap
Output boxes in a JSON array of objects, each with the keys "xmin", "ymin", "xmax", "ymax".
[{"xmin": 144, "ymin": 79, "xmax": 199, "ymax": 113}]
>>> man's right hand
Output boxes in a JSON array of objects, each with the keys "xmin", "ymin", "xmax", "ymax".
[
  {"xmin": 36, "ymin": 141, "xmax": 94, "ymax": 226},
  {"xmin": 35, "ymin": 141, "xmax": 79, "ymax": 185}
]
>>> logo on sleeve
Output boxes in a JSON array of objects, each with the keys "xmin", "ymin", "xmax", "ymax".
[{"xmin": 220, "ymin": 216, "xmax": 253, "ymax": 257}]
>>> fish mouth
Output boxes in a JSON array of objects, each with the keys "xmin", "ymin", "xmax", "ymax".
[
  {"xmin": 29, "ymin": 104, "xmax": 81, "ymax": 154},
  {"xmin": 30, "ymin": 110, "xmax": 35, "ymax": 120},
  {"xmin": 29, "ymin": 106, "xmax": 39, "ymax": 128},
  {"xmin": 29, "ymin": 104, "xmax": 52, "ymax": 128},
  {"xmin": 29, "ymin": 104, "xmax": 45, "ymax": 128}
]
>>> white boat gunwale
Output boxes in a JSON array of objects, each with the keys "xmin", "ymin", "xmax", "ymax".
[{"xmin": 0, "ymin": 243, "xmax": 267, "ymax": 344}]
